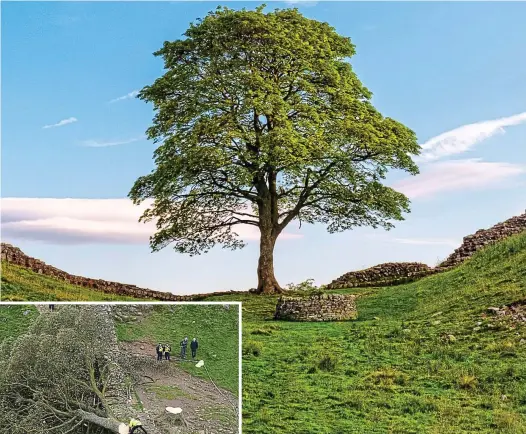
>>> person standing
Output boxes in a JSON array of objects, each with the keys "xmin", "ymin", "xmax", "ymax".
[
  {"xmin": 156, "ymin": 343, "xmax": 163, "ymax": 361},
  {"xmin": 180, "ymin": 337, "xmax": 188, "ymax": 359},
  {"xmin": 165, "ymin": 343, "xmax": 171, "ymax": 361},
  {"xmin": 191, "ymin": 338, "xmax": 198, "ymax": 360}
]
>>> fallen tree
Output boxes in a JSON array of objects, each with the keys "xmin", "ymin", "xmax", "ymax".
[{"xmin": 0, "ymin": 306, "xmax": 154, "ymax": 433}]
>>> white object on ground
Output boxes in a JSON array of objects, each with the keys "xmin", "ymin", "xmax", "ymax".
[
  {"xmin": 118, "ymin": 424, "xmax": 129, "ymax": 434},
  {"xmin": 166, "ymin": 407, "xmax": 183, "ymax": 415},
  {"xmin": 195, "ymin": 360, "xmax": 204, "ymax": 368}
]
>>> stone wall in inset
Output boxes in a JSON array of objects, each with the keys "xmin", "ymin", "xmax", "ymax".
[{"xmin": 274, "ymin": 294, "xmax": 357, "ymax": 322}]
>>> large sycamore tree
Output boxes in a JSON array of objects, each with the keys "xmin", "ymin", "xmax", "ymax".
[{"xmin": 130, "ymin": 6, "xmax": 420, "ymax": 294}]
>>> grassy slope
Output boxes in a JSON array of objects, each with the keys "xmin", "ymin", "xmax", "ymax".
[
  {"xmin": 0, "ymin": 304, "xmax": 239, "ymax": 396},
  {"xmin": 0, "ymin": 305, "xmax": 39, "ymax": 341},
  {"xmin": 116, "ymin": 304, "xmax": 240, "ymax": 394},
  {"xmin": 208, "ymin": 233, "xmax": 526, "ymax": 434},
  {"xmin": 1, "ymin": 262, "xmax": 144, "ymax": 301},
  {"xmin": 2, "ymin": 234, "xmax": 526, "ymax": 432}
]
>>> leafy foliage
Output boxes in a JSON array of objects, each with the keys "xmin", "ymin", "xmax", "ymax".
[
  {"xmin": 0, "ymin": 306, "xmax": 133, "ymax": 433},
  {"xmin": 129, "ymin": 6, "xmax": 420, "ymax": 292},
  {"xmin": 284, "ymin": 278, "xmax": 318, "ymax": 291}
]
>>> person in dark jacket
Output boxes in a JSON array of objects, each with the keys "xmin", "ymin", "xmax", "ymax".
[
  {"xmin": 156, "ymin": 343, "xmax": 163, "ymax": 361},
  {"xmin": 180, "ymin": 337, "xmax": 188, "ymax": 359},
  {"xmin": 190, "ymin": 338, "xmax": 198, "ymax": 360}
]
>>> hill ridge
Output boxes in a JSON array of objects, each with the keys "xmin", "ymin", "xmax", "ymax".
[
  {"xmin": 327, "ymin": 210, "xmax": 526, "ymax": 289},
  {"xmin": 0, "ymin": 243, "xmax": 244, "ymax": 300}
]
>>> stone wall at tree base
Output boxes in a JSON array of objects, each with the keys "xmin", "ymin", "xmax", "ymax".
[
  {"xmin": 0, "ymin": 243, "xmax": 243, "ymax": 301},
  {"xmin": 327, "ymin": 211, "xmax": 526, "ymax": 290},
  {"xmin": 274, "ymin": 294, "xmax": 357, "ymax": 322}
]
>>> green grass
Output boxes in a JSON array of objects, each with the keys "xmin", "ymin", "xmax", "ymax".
[
  {"xmin": 1, "ymin": 262, "xmax": 144, "ymax": 301},
  {"xmin": 0, "ymin": 304, "xmax": 239, "ymax": 396},
  {"xmin": 115, "ymin": 304, "xmax": 240, "ymax": 394},
  {"xmin": 3, "ymin": 233, "xmax": 526, "ymax": 432},
  {"xmin": 209, "ymin": 233, "xmax": 526, "ymax": 433},
  {"xmin": 0, "ymin": 305, "xmax": 39, "ymax": 341},
  {"xmin": 144, "ymin": 384, "xmax": 196, "ymax": 400}
]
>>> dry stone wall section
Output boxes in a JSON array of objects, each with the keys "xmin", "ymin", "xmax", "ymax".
[
  {"xmin": 438, "ymin": 212, "xmax": 526, "ymax": 268},
  {"xmin": 327, "ymin": 211, "xmax": 526, "ymax": 290},
  {"xmin": 327, "ymin": 262, "xmax": 436, "ymax": 290},
  {"xmin": 274, "ymin": 294, "xmax": 357, "ymax": 322},
  {"xmin": 0, "ymin": 243, "xmax": 243, "ymax": 301}
]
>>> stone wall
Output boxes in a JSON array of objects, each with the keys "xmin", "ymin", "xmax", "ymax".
[
  {"xmin": 327, "ymin": 262, "xmax": 436, "ymax": 290},
  {"xmin": 274, "ymin": 294, "xmax": 357, "ymax": 322},
  {"xmin": 0, "ymin": 243, "xmax": 243, "ymax": 301},
  {"xmin": 438, "ymin": 211, "xmax": 526, "ymax": 268},
  {"xmin": 327, "ymin": 211, "xmax": 526, "ymax": 290}
]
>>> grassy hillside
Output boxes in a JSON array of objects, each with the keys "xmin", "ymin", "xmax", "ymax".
[
  {"xmin": 0, "ymin": 305, "xmax": 39, "ymax": 342},
  {"xmin": 2, "ymin": 233, "xmax": 525, "ymax": 432},
  {"xmin": 0, "ymin": 304, "xmax": 239, "ymax": 395},
  {"xmin": 209, "ymin": 232, "xmax": 526, "ymax": 433},
  {"xmin": 1, "ymin": 262, "xmax": 143, "ymax": 301},
  {"xmin": 0, "ymin": 304, "xmax": 239, "ymax": 434},
  {"xmin": 116, "ymin": 304, "xmax": 240, "ymax": 393}
]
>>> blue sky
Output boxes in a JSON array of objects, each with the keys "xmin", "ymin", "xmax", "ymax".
[{"xmin": 2, "ymin": 1, "xmax": 525, "ymax": 295}]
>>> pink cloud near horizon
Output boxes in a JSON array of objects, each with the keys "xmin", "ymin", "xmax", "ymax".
[
  {"xmin": 393, "ymin": 159, "xmax": 525, "ymax": 199},
  {"xmin": 1, "ymin": 198, "xmax": 303, "ymax": 245}
]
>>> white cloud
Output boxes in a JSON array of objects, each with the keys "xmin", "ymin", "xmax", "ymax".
[
  {"xmin": 108, "ymin": 90, "xmax": 139, "ymax": 104},
  {"xmin": 1, "ymin": 198, "xmax": 302, "ymax": 245},
  {"xmin": 417, "ymin": 111, "xmax": 526, "ymax": 162},
  {"xmin": 81, "ymin": 136, "xmax": 146, "ymax": 148},
  {"xmin": 42, "ymin": 117, "xmax": 78, "ymax": 129},
  {"xmin": 393, "ymin": 159, "xmax": 525, "ymax": 199}
]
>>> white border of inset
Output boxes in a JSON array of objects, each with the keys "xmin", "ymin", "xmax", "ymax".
[{"xmin": 0, "ymin": 301, "xmax": 243, "ymax": 434}]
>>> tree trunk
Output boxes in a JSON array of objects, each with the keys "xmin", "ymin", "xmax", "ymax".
[
  {"xmin": 256, "ymin": 229, "xmax": 283, "ymax": 294},
  {"xmin": 76, "ymin": 409, "xmax": 122, "ymax": 433}
]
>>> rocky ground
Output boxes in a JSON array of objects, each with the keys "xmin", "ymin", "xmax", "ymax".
[
  {"xmin": 121, "ymin": 341, "xmax": 239, "ymax": 434},
  {"xmin": 33, "ymin": 305, "xmax": 239, "ymax": 434},
  {"xmin": 485, "ymin": 301, "xmax": 526, "ymax": 324}
]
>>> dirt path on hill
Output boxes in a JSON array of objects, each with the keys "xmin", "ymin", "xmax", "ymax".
[
  {"xmin": 120, "ymin": 341, "xmax": 239, "ymax": 434},
  {"xmin": 34, "ymin": 307, "xmax": 238, "ymax": 433}
]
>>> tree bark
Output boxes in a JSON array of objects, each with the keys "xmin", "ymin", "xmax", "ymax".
[
  {"xmin": 76, "ymin": 409, "xmax": 122, "ymax": 433},
  {"xmin": 256, "ymin": 227, "xmax": 283, "ymax": 294},
  {"xmin": 254, "ymin": 169, "xmax": 283, "ymax": 295}
]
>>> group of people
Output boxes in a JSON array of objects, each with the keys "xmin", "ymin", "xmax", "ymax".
[
  {"xmin": 155, "ymin": 337, "xmax": 199, "ymax": 361},
  {"xmin": 155, "ymin": 343, "xmax": 172, "ymax": 361}
]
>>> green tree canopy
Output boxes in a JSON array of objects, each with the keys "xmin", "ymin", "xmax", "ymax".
[{"xmin": 129, "ymin": 6, "xmax": 420, "ymax": 294}]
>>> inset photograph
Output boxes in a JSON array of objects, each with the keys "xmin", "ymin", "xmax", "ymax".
[{"xmin": 0, "ymin": 303, "xmax": 241, "ymax": 434}]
